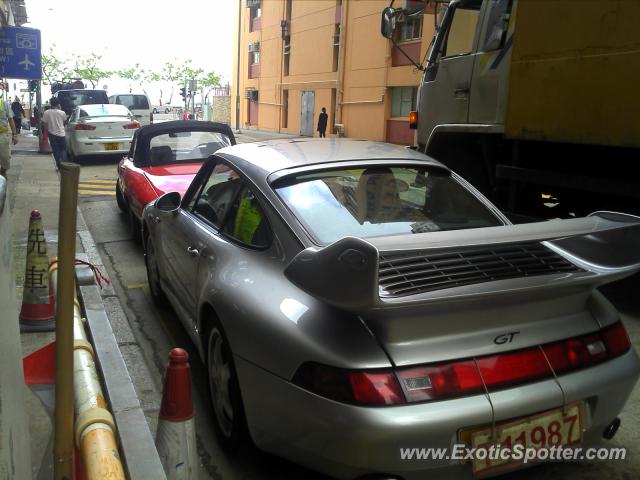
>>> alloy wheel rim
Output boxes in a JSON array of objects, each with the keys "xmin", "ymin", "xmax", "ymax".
[{"xmin": 208, "ymin": 329, "xmax": 234, "ymax": 437}]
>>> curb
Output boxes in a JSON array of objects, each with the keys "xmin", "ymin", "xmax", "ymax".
[{"xmin": 75, "ymin": 217, "xmax": 166, "ymax": 479}]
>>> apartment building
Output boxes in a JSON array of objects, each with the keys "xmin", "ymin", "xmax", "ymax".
[{"xmin": 231, "ymin": 0, "xmax": 437, "ymax": 144}]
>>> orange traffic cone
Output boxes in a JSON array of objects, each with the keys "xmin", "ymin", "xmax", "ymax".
[
  {"xmin": 39, "ymin": 124, "xmax": 52, "ymax": 154},
  {"xmin": 155, "ymin": 348, "xmax": 198, "ymax": 480},
  {"xmin": 20, "ymin": 210, "xmax": 55, "ymax": 332}
]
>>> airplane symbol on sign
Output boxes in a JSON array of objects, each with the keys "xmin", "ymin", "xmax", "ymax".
[{"xmin": 19, "ymin": 54, "xmax": 35, "ymax": 71}]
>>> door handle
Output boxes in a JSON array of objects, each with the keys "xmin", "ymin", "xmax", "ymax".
[
  {"xmin": 186, "ymin": 246, "xmax": 199, "ymax": 257},
  {"xmin": 454, "ymin": 88, "xmax": 470, "ymax": 99}
]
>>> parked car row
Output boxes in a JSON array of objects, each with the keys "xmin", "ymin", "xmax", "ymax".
[
  {"xmin": 52, "ymin": 89, "xmax": 157, "ymax": 161},
  {"xmin": 114, "ymin": 120, "xmax": 640, "ymax": 479}
]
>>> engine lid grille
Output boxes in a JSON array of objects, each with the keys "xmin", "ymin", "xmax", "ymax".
[{"xmin": 378, "ymin": 241, "xmax": 582, "ymax": 297}]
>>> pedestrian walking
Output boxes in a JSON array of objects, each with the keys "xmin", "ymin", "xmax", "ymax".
[
  {"xmin": 317, "ymin": 107, "xmax": 328, "ymax": 138},
  {"xmin": 11, "ymin": 97, "xmax": 25, "ymax": 134},
  {"xmin": 183, "ymin": 110, "xmax": 190, "ymax": 120},
  {"xmin": 0, "ymin": 96, "xmax": 19, "ymax": 178},
  {"xmin": 42, "ymin": 98, "xmax": 68, "ymax": 171}
]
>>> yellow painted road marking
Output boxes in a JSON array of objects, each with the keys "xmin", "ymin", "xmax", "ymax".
[
  {"xmin": 79, "ymin": 183, "xmax": 115, "ymax": 189},
  {"xmin": 79, "ymin": 189, "xmax": 117, "ymax": 196},
  {"xmin": 79, "ymin": 179, "xmax": 117, "ymax": 184}
]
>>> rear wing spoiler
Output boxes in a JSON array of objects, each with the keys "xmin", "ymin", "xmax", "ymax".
[{"xmin": 284, "ymin": 212, "xmax": 640, "ymax": 311}]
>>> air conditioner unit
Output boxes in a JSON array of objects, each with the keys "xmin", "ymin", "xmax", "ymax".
[
  {"xmin": 333, "ymin": 33, "xmax": 340, "ymax": 47},
  {"xmin": 246, "ymin": 0, "xmax": 260, "ymax": 9},
  {"xmin": 248, "ymin": 43, "xmax": 260, "ymax": 53},
  {"xmin": 245, "ymin": 88, "xmax": 255, "ymax": 99},
  {"xmin": 283, "ymin": 43, "xmax": 291, "ymax": 55}
]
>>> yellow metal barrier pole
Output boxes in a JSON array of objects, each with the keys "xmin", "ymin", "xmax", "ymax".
[
  {"xmin": 54, "ymin": 163, "xmax": 80, "ymax": 480},
  {"xmin": 49, "ymin": 261, "xmax": 125, "ymax": 479}
]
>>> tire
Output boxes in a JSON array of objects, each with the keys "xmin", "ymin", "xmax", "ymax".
[
  {"xmin": 144, "ymin": 235, "xmax": 166, "ymax": 304},
  {"xmin": 129, "ymin": 207, "xmax": 142, "ymax": 243},
  {"xmin": 207, "ymin": 323, "xmax": 250, "ymax": 451},
  {"xmin": 66, "ymin": 145, "xmax": 75, "ymax": 163},
  {"xmin": 115, "ymin": 180, "xmax": 127, "ymax": 212}
]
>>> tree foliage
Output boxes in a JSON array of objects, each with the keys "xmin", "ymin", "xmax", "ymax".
[{"xmin": 39, "ymin": 51, "xmax": 222, "ymax": 105}]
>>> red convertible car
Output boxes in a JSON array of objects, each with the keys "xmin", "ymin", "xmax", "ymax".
[{"xmin": 116, "ymin": 120, "xmax": 236, "ymax": 238}]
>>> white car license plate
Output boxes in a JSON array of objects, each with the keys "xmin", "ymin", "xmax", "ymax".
[{"xmin": 467, "ymin": 401, "xmax": 584, "ymax": 476}]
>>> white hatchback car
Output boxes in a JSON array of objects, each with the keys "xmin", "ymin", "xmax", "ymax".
[{"xmin": 65, "ymin": 104, "xmax": 140, "ymax": 160}]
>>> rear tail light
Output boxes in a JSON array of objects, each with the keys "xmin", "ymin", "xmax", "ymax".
[
  {"xmin": 123, "ymin": 121, "xmax": 141, "ymax": 129},
  {"xmin": 293, "ymin": 363, "xmax": 404, "ymax": 406},
  {"xmin": 602, "ymin": 321, "xmax": 631, "ymax": 357},
  {"xmin": 294, "ymin": 322, "xmax": 632, "ymax": 406},
  {"xmin": 75, "ymin": 123, "xmax": 96, "ymax": 130}
]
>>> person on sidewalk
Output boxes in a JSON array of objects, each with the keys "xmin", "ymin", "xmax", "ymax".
[
  {"xmin": 11, "ymin": 97, "xmax": 25, "ymax": 134},
  {"xmin": 317, "ymin": 107, "xmax": 328, "ymax": 138},
  {"xmin": 42, "ymin": 98, "xmax": 67, "ymax": 170},
  {"xmin": 0, "ymin": 97, "xmax": 19, "ymax": 178}
]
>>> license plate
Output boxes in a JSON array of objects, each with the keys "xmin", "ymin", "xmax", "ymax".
[
  {"xmin": 466, "ymin": 402, "xmax": 584, "ymax": 476},
  {"xmin": 104, "ymin": 143, "xmax": 119, "ymax": 151}
]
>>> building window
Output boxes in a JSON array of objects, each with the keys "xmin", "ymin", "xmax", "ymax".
[
  {"xmin": 332, "ymin": 25, "xmax": 340, "ymax": 72},
  {"xmin": 330, "ymin": 88, "xmax": 336, "ymax": 133},
  {"xmin": 283, "ymin": 38, "xmax": 291, "ymax": 76},
  {"xmin": 251, "ymin": 51, "xmax": 260, "ymax": 65},
  {"xmin": 390, "ymin": 87, "xmax": 417, "ymax": 117},
  {"xmin": 396, "ymin": 16, "xmax": 423, "ymax": 42},
  {"xmin": 282, "ymin": 90, "xmax": 289, "ymax": 128}
]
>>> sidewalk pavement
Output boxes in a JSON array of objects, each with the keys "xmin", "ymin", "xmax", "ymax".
[{"xmin": 5, "ymin": 132, "xmax": 164, "ymax": 479}]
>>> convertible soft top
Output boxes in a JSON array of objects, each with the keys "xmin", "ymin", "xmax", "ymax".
[{"xmin": 131, "ymin": 120, "xmax": 236, "ymax": 167}]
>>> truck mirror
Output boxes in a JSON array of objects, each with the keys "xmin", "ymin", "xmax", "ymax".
[{"xmin": 381, "ymin": 7, "xmax": 397, "ymax": 39}]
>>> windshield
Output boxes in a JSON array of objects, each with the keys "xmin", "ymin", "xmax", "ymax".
[
  {"xmin": 79, "ymin": 104, "xmax": 131, "ymax": 117},
  {"xmin": 148, "ymin": 130, "xmax": 232, "ymax": 165},
  {"xmin": 274, "ymin": 166, "xmax": 502, "ymax": 244},
  {"xmin": 61, "ymin": 90, "xmax": 109, "ymax": 109}
]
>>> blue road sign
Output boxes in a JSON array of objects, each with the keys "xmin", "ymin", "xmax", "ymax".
[{"xmin": 0, "ymin": 26, "xmax": 41, "ymax": 80}]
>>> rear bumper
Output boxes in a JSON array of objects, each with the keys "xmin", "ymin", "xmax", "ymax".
[
  {"xmin": 69, "ymin": 137, "xmax": 132, "ymax": 156},
  {"xmin": 235, "ymin": 349, "xmax": 640, "ymax": 480}
]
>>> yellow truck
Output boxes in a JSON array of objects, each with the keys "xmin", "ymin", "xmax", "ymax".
[{"xmin": 382, "ymin": 0, "xmax": 640, "ymax": 218}]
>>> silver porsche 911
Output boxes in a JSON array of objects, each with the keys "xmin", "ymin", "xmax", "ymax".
[{"xmin": 142, "ymin": 139, "xmax": 639, "ymax": 479}]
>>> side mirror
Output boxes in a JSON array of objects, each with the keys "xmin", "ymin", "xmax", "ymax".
[
  {"xmin": 156, "ymin": 191, "xmax": 181, "ymax": 213},
  {"xmin": 381, "ymin": 7, "xmax": 397, "ymax": 39}
]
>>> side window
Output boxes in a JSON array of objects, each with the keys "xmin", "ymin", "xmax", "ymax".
[
  {"xmin": 188, "ymin": 163, "xmax": 242, "ymax": 228},
  {"xmin": 482, "ymin": 0, "xmax": 512, "ymax": 51},
  {"xmin": 442, "ymin": 6, "xmax": 480, "ymax": 57},
  {"xmin": 222, "ymin": 185, "xmax": 272, "ymax": 248}
]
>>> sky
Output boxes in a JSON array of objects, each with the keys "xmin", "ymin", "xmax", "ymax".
[{"xmin": 19, "ymin": 0, "xmax": 238, "ymax": 105}]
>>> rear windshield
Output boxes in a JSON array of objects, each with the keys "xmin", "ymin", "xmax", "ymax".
[
  {"xmin": 58, "ymin": 90, "xmax": 109, "ymax": 111},
  {"xmin": 274, "ymin": 166, "xmax": 502, "ymax": 244},
  {"xmin": 79, "ymin": 104, "xmax": 130, "ymax": 117},
  {"xmin": 115, "ymin": 95, "xmax": 150, "ymax": 110},
  {"xmin": 148, "ymin": 130, "xmax": 232, "ymax": 165}
]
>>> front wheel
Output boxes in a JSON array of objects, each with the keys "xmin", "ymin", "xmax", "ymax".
[{"xmin": 207, "ymin": 324, "xmax": 250, "ymax": 451}]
